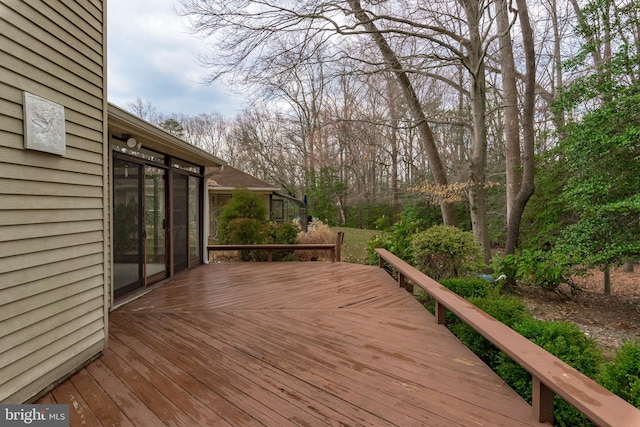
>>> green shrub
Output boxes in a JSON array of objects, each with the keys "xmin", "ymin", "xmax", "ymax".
[
  {"xmin": 492, "ymin": 249, "xmax": 584, "ymax": 294},
  {"xmin": 417, "ymin": 277, "xmax": 491, "ymax": 317},
  {"xmin": 345, "ymin": 201, "xmax": 394, "ymax": 229},
  {"xmin": 598, "ymin": 340, "xmax": 640, "ymax": 407},
  {"xmin": 218, "ymin": 188, "xmax": 268, "ymax": 243},
  {"xmin": 495, "ymin": 319, "xmax": 603, "ymax": 426},
  {"xmin": 440, "ymin": 277, "xmax": 497, "ymax": 299},
  {"xmin": 473, "ymin": 295, "xmax": 530, "ymax": 328},
  {"xmin": 411, "ymin": 225, "xmax": 484, "ymax": 281},
  {"xmin": 366, "ymin": 202, "xmax": 437, "ymax": 264},
  {"xmin": 429, "ymin": 277, "xmax": 500, "ymax": 328},
  {"xmin": 223, "ymin": 218, "xmax": 264, "ymax": 244},
  {"xmin": 223, "ymin": 218, "xmax": 264, "ymax": 261},
  {"xmin": 263, "ymin": 221, "xmax": 299, "ymax": 244},
  {"xmin": 490, "ymin": 251, "xmax": 519, "ymax": 285},
  {"xmin": 449, "ymin": 295, "xmax": 530, "ymax": 365},
  {"xmin": 518, "ymin": 150, "xmax": 572, "ymax": 251},
  {"xmin": 261, "ymin": 221, "xmax": 300, "ymax": 261}
]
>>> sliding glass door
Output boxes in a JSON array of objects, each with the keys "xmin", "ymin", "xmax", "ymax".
[
  {"xmin": 113, "ymin": 158, "xmax": 143, "ymax": 297},
  {"xmin": 172, "ymin": 173, "xmax": 189, "ymax": 273},
  {"xmin": 113, "ymin": 158, "xmax": 168, "ymax": 299},
  {"xmin": 172, "ymin": 172, "xmax": 202, "ymax": 274},
  {"xmin": 145, "ymin": 165, "xmax": 167, "ymax": 282}
]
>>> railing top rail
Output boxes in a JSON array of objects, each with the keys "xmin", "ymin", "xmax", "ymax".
[{"xmin": 375, "ymin": 248, "xmax": 640, "ymax": 427}]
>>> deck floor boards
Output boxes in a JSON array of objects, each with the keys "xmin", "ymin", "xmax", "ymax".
[{"xmin": 38, "ymin": 262, "xmax": 545, "ymax": 426}]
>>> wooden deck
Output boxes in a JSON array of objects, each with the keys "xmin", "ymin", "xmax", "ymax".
[{"xmin": 38, "ymin": 262, "xmax": 546, "ymax": 426}]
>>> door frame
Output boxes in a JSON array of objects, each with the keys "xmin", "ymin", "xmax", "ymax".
[{"xmin": 112, "ymin": 152, "xmax": 169, "ymax": 300}]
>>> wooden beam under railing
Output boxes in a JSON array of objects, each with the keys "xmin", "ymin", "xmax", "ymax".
[
  {"xmin": 208, "ymin": 232, "xmax": 345, "ymax": 262},
  {"xmin": 375, "ymin": 248, "xmax": 640, "ymax": 427}
]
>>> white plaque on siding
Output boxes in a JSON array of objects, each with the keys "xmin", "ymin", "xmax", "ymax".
[{"xmin": 23, "ymin": 92, "xmax": 66, "ymax": 155}]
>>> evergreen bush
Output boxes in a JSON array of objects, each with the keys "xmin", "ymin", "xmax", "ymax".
[
  {"xmin": 411, "ymin": 225, "xmax": 483, "ymax": 281},
  {"xmin": 492, "ymin": 249, "xmax": 584, "ymax": 294},
  {"xmin": 440, "ymin": 277, "xmax": 496, "ymax": 299},
  {"xmin": 345, "ymin": 201, "xmax": 394, "ymax": 229},
  {"xmin": 449, "ymin": 295, "xmax": 529, "ymax": 365},
  {"xmin": 223, "ymin": 218, "xmax": 264, "ymax": 261},
  {"xmin": 598, "ymin": 340, "xmax": 640, "ymax": 408},
  {"xmin": 217, "ymin": 188, "xmax": 268, "ymax": 243},
  {"xmin": 495, "ymin": 319, "xmax": 603, "ymax": 426},
  {"xmin": 262, "ymin": 221, "xmax": 300, "ymax": 261},
  {"xmin": 216, "ymin": 189, "xmax": 302, "ymax": 261},
  {"xmin": 366, "ymin": 202, "xmax": 438, "ymax": 264}
]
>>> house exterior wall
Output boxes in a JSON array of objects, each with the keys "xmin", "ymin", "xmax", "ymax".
[{"xmin": 0, "ymin": 0, "xmax": 108, "ymax": 403}]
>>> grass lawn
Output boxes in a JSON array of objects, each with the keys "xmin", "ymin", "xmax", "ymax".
[{"xmin": 332, "ymin": 226, "xmax": 380, "ymax": 264}]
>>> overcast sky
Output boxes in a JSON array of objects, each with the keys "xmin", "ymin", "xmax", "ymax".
[{"xmin": 108, "ymin": 0, "xmax": 244, "ymax": 118}]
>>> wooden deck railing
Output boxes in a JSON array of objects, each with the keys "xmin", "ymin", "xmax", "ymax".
[
  {"xmin": 376, "ymin": 248, "xmax": 640, "ymax": 427},
  {"xmin": 208, "ymin": 232, "xmax": 344, "ymax": 262}
]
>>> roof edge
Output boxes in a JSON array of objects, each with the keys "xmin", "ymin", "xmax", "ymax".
[{"xmin": 108, "ymin": 103, "xmax": 227, "ymax": 167}]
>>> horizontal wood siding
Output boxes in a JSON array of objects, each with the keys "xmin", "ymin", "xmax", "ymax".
[{"xmin": 0, "ymin": 0, "xmax": 107, "ymax": 403}]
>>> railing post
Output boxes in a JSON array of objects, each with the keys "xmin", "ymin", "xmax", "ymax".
[
  {"xmin": 335, "ymin": 232, "xmax": 344, "ymax": 262},
  {"xmin": 405, "ymin": 278, "xmax": 413, "ymax": 293},
  {"xmin": 378, "ymin": 254, "xmax": 384, "ymax": 269},
  {"xmin": 435, "ymin": 302, "xmax": 447, "ymax": 325},
  {"xmin": 396, "ymin": 274, "xmax": 413, "ymax": 293},
  {"xmin": 532, "ymin": 377, "xmax": 555, "ymax": 425}
]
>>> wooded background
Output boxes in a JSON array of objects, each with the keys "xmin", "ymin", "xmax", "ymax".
[{"xmin": 129, "ymin": 0, "xmax": 640, "ymax": 268}]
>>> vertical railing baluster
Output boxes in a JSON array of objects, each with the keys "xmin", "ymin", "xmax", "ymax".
[
  {"xmin": 532, "ymin": 377, "xmax": 555, "ymax": 424},
  {"xmin": 435, "ymin": 302, "xmax": 447, "ymax": 325},
  {"xmin": 335, "ymin": 232, "xmax": 344, "ymax": 262}
]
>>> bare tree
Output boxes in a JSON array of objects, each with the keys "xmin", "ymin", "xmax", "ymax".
[
  {"xmin": 126, "ymin": 97, "xmax": 158, "ymax": 123},
  {"xmin": 176, "ymin": 0, "xmax": 559, "ymax": 258},
  {"xmin": 504, "ymin": 0, "xmax": 537, "ymax": 255},
  {"xmin": 346, "ymin": 0, "xmax": 457, "ymax": 226},
  {"xmin": 177, "ymin": 0, "xmax": 459, "ymax": 225},
  {"xmin": 179, "ymin": 112, "xmax": 228, "ymax": 157}
]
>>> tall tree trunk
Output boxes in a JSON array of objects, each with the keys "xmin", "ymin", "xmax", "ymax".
[
  {"xmin": 457, "ymin": 65, "xmax": 465, "ymax": 164},
  {"xmin": 460, "ymin": 0, "xmax": 491, "ymax": 264},
  {"xmin": 504, "ymin": 0, "xmax": 536, "ymax": 255},
  {"xmin": 468, "ymin": 77, "xmax": 491, "ymax": 264},
  {"xmin": 386, "ymin": 75, "xmax": 401, "ymax": 217},
  {"xmin": 569, "ymin": 0, "xmax": 604, "ymax": 66},
  {"xmin": 347, "ymin": 0, "xmax": 457, "ymax": 226},
  {"xmin": 497, "ymin": 0, "xmax": 521, "ymax": 223},
  {"xmin": 550, "ymin": 0, "xmax": 566, "ymax": 130},
  {"xmin": 604, "ymin": 265, "xmax": 611, "ymax": 295}
]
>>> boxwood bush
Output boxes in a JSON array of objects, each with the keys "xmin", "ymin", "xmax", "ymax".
[
  {"xmin": 262, "ymin": 221, "xmax": 300, "ymax": 261},
  {"xmin": 410, "ymin": 252, "xmax": 639, "ymax": 422},
  {"xmin": 598, "ymin": 340, "xmax": 640, "ymax": 407},
  {"xmin": 217, "ymin": 188, "xmax": 268, "ymax": 244},
  {"xmin": 418, "ymin": 277, "xmax": 494, "ymax": 320},
  {"xmin": 411, "ymin": 225, "xmax": 484, "ymax": 281},
  {"xmin": 448, "ymin": 295, "xmax": 530, "ymax": 365},
  {"xmin": 440, "ymin": 277, "xmax": 497, "ymax": 299},
  {"xmin": 495, "ymin": 319, "xmax": 603, "ymax": 426},
  {"xmin": 217, "ymin": 188, "xmax": 302, "ymax": 261}
]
